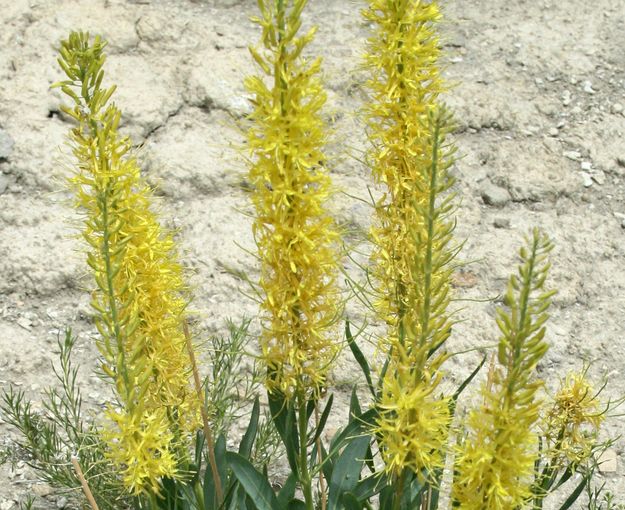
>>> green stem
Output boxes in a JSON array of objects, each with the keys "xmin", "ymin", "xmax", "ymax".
[
  {"xmin": 100, "ymin": 187, "xmax": 131, "ymax": 402},
  {"xmin": 393, "ymin": 470, "xmax": 405, "ymax": 510},
  {"xmin": 507, "ymin": 236, "xmax": 538, "ymax": 398},
  {"xmin": 149, "ymin": 492, "xmax": 159, "ymax": 510},
  {"xmin": 298, "ymin": 393, "xmax": 315, "ymax": 510},
  {"xmin": 419, "ymin": 114, "xmax": 440, "ymax": 352}
]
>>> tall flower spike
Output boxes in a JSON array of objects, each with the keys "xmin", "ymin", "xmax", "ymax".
[
  {"xmin": 246, "ymin": 0, "xmax": 340, "ymax": 398},
  {"xmin": 363, "ymin": 0, "xmax": 456, "ymax": 479},
  {"xmin": 55, "ymin": 31, "xmax": 199, "ymax": 495},
  {"xmin": 452, "ymin": 229, "xmax": 555, "ymax": 510}
]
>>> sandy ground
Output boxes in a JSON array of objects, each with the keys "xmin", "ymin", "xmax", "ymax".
[{"xmin": 1, "ymin": 0, "xmax": 624, "ymax": 508}]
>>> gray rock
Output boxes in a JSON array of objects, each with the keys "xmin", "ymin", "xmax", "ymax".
[
  {"xmin": 582, "ymin": 80, "xmax": 596, "ymax": 94},
  {"xmin": 580, "ymin": 172, "xmax": 593, "ymax": 187},
  {"xmin": 480, "ymin": 180, "xmax": 511, "ymax": 207},
  {"xmin": 493, "ymin": 217, "xmax": 510, "ymax": 229},
  {"xmin": 580, "ymin": 160, "xmax": 592, "ymax": 171},
  {"xmin": 561, "ymin": 90, "xmax": 572, "ymax": 106},
  {"xmin": 563, "ymin": 150, "xmax": 581, "ymax": 161},
  {"xmin": 0, "ymin": 129, "xmax": 14, "ymax": 160},
  {"xmin": 591, "ymin": 170, "xmax": 605, "ymax": 185},
  {"xmin": 0, "ymin": 175, "xmax": 8, "ymax": 194},
  {"xmin": 611, "ymin": 103, "xmax": 623, "ymax": 114}
]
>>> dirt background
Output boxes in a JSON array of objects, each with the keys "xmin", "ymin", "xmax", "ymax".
[{"xmin": 1, "ymin": 0, "xmax": 624, "ymax": 508}]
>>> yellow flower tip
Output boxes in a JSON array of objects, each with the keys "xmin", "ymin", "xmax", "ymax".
[
  {"xmin": 103, "ymin": 407, "xmax": 177, "ymax": 497},
  {"xmin": 375, "ymin": 373, "xmax": 450, "ymax": 479}
]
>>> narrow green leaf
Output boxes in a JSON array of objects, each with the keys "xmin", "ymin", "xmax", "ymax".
[
  {"xmin": 226, "ymin": 452, "xmax": 279, "ymax": 510},
  {"xmin": 310, "ymin": 394, "xmax": 333, "ymax": 446},
  {"xmin": 449, "ymin": 355, "xmax": 486, "ymax": 415},
  {"xmin": 352, "ymin": 472, "xmax": 388, "ymax": 501},
  {"xmin": 204, "ymin": 434, "xmax": 228, "ymax": 509},
  {"xmin": 286, "ymin": 501, "xmax": 306, "ymax": 510},
  {"xmin": 268, "ymin": 390, "xmax": 299, "ymax": 473},
  {"xmin": 328, "ymin": 435, "xmax": 371, "ymax": 510},
  {"xmin": 277, "ymin": 472, "xmax": 298, "ymax": 508},
  {"xmin": 342, "ymin": 492, "xmax": 363, "ymax": 510},
  {"xmin": 557, "ymin": 473, "xmax": 589, "ymax": 510},
  {"xmin": 349, "ymin": 387, "xmax": 361, "ymax": 417},
  {"xmin": 239, "ymin": 397, "xmax": 260, "ymax": 459},
  {"xmin": 346, "ymin": 320, "xmax": 375, "ymax": 396}
]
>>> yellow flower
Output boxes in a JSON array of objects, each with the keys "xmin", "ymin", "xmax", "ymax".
[
  {"xmin": 375, "ymin": 354, "xmax": 450, "ymax": 477},
  {"xmin": 363, "ymin": 0, "xmax": 455, "ymax": 479},
  {"xmin": 453, "ymin": 378, "xmax": 542, "ymax": 510},
  {"xmin": 544, "ymin": 371, "xmax": 604, "ymax": 465},
  {"xmin": 452, "ymin": 230, "xmax": 555, "ymax": 510},
  {"xmin": 56, "ymin": 31, "xmax": 199, "ymax": 494},
  {"xmin": 246, "ymin": 0, "xmax": 340, "ymax": 398},
  {"xmin": 103, "ymin": 407, "xmax": 177, "ymax": 496}
]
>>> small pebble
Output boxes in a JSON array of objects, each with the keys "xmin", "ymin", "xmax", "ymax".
[
  {"xmin": 591, "ymin": 170, "xmax": 605, "ymax": 185},
  {"xmin": 547, "ymin": 127, "xmax": 559, "ymax": 137},
  {"xmin": 561, "ymin": 90, "xmax": 572, "ymax": 106},
  {"xmin": 480, "ymin": 180, "xmax": 511, "ymax": 208},
  {"xmin": 611, "ymin": 103, "xmax": 623, "ymax": 114},
  {"xmin": 493, "ymin": 217, "xmax": 510, "ymax": 229},
  {"xmin": 56, "ymin": 496, "xmax": 68, "ymax": 509},
  {"xmin": 0, "ymin": 175, "xmax": 8, "ymax": 194},
  {"xmin": 580, "ymin": 161, "xmax": 592, "ymax": 171},
  {"xmin": 598, "ymin": 449, "xmax": 618, "ymax": 473},
  {"xmin": 582, "ymin": 80, "xmax": 596, "ymax": 94},
  {"xmin": 563, "ymin": 150, "xmax": 581, "ymax": 161},
  {"xmin": 0, "ymin": 129, "xmax": 14, "ymax": 160},
  {"xmin": 580, "ymin": 172, "xmax": 593, "ymax": 187}
]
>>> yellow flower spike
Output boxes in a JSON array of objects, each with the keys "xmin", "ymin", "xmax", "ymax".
[
  {"xmin": 452, "ymin": 229, "xmax": 556, "ymax": 510},
  {"xmin": 103, "ymin": 407, "xmax": 177, "ymax": 497},
  {"xmin": 246, "ymin": 0, "xmax": 340, "ymax": 399},
  {"xmin": 363, "ymin": 0, "xmax": 456, "ymax": 481},
  {"xmin": 55, "ymin": 31, "xmax": 200, "ymax": 495},
  {"xmin": 544, "ymin": 370, "xmax": 605, "ymax": 466}
]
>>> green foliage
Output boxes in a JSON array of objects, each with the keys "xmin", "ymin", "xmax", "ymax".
[
  {"xmin": 1, "ymin": 330, "xmax": 128, "ymax": 509},
  {"xmin": 1, "ymin": 2, "xmax": 623, "ymax": 510}
]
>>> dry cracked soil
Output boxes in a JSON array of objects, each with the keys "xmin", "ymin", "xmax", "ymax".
[{"xmin": 1, "ymin": 0, "xmax": 625, "ymax": 508}]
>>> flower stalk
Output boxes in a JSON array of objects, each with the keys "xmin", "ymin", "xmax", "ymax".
[
  {"xmin": 55, "ymin": 31, "xmax": 200, "ymax": 496},
  {"xmin": 246, "ymin": 0, "xmax": 340, "ymax": 401},
  {"xmin": 363, "ymin": 0, "xmax": 456, "ymax": 486},
  {"xmin": 246, "ymin": 1, "xmax": 340, "ymax": 507},
  {"xmin": 452, "ymin": 229, "xmax": 555, "ymax": 509}
]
